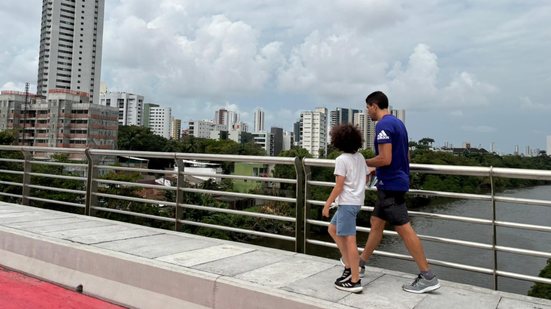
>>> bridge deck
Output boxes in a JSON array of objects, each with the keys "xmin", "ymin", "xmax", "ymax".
[{"xmin": 0, "ymin": 202, "xmax": 549, "ymax": 309}]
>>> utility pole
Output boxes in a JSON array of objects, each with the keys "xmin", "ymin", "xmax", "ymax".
[{"xmin": 22, "ymin": 82, "xmax": 30, "ymax": 145}]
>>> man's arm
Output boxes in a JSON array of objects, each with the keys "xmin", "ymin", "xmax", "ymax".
[{"xmin": 366, "ymin": 143, "xmax": 392, "ymax": 168}]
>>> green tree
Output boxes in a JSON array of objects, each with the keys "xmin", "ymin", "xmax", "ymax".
[
  {"xmin": 0, "ymin": 129, "xmax": 17, "ymax": 145},
  {"xmin": 117, "ymin": 125, "xmax": 168, "ymax": 151},
  {"xmin": 528, "ymin": 258, "xmax": 551, "ymax": 299}
]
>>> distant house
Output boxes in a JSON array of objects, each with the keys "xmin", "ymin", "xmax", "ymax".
[
  {"xmin": 117, "ymin": 156, "xmax": 149, "ymax": 169},
  {"xmin": 232, "ymin": 162, "xmax": 271, "ymax": 192},
  {"xmin": 174, "ymin": 160, "xmax": 223, "ymax": 185}
]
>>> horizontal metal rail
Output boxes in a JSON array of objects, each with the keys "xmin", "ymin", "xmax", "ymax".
[
  {"xmin": 0, "ymin": 180, "xmax": 23, "ymax": 187},
  {"xmin": 92, "ymin": 206, "xmax": 176, "ymax": 223},
  {"xmin": 0, "ymin": 169, "xmax": 24, "ymax": 175},
  {"xmin": 96, "ymin": 165, "xmax": 174, "ymax": 174},
  {"xmin": 181, "ymin": 171, "xmax": 297, "ymax": 184},
  {"xmin": 26, "ymin": 196, "xmax": 84, "ymax": 208},
  {"xmin": 179, "ymin": 203, "xmax": 296, "ymax": 222},
  {"xmin": 28, "ymin": 172, "xmax": 86, "ymax": 181},
  {"xmin": 0, "ymin": 192, "xmax": 22, "ymax": 199},
  {"xmin": 180, "ymin": 187, "xmax": 297, "ymax": 203},
  {"xmin": 28, "ymin": 184, "xmax": 86, "ymax": 195},
  {"xmin": 93, "ymin": 192, "xmax": 176, "ymax": 207},
  {"xmin": 495, "ymin": 196, "xmax": 551, "ymax": 208},
  {"xmin": 0, "ymin": 158, "xmax": 24, "ymax": 163},
  {"xmin": 95, "ymin": 179, "xmax": 177, "ymax": 191},
  {"xmin": 178, "ymin": 219, "xmax": 295, "ymax": 241},
  {"xmin": 307, "ymin": 199, "xmax": 494, "ymax": 225},
  {"xmin": 29, "ymin": 160, "xmax": 87, "ymax": 168}
]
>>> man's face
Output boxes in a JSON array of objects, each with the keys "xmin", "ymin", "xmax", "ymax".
[{"xmin": 366, "ymin": 103, "xmax": 377, "ymax": 121}]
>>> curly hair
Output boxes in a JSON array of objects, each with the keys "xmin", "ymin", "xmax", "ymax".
[{"xmin": 330, "ymin": 124, "xmax": 363, "ymax": 153}]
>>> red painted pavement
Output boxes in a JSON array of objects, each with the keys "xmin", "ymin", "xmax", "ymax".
[{"xmin": 0, "ymin": 267, "xmax": 126, "ymax": 309}]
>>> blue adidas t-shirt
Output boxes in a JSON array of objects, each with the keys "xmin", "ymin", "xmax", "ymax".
[{"xmin": 374, "ymin": 114, "xmax": 410, "ymax": 192}]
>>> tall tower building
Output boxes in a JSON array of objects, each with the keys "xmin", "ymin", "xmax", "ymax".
[
  {"xmin": 330, "ymin": 107, "xmax": 360, "ymax": 128},
  {"xmin": 37, "ymin": 0, "xmax": 105, "ymax": 104},
  {"xmin": 148, "ymin": 106, "xmax": 172, "ymax": 139},
  {"xmin": 214, "ymin": 108, "xmax": 238, "ymax": 129},
  {"xmin": 254, "ymin": 108, "xmax": 265, "ymax": 132},
  {"xmin": 171, "ymin": 117, "xmax": 182, "ymax": 140},
  {"xmin": 99, "ymin": 92, "xmax": 144, "ymax": 126},
  {"xmin": 271, "ymin": 127, "xmax": 283, "ymax": 156},
  {"xmin": 390, "ymin": 107, "xmax": 406, "ymax": 123},
  {"xmin": 299, "ymin": 107, "xmax": 327, "ymax": 158}
]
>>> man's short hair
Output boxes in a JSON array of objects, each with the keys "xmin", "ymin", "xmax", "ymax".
[
  {"xmin": 330, "ymin": 124, "xmax": 363, "ymax": 153},
  {"xmin": 365, "ymin": 91, "xmax": 389, "ymax": 109}
]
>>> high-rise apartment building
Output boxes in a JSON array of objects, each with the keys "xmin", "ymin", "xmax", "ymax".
[
  {"xmin": 99, "ymin": 92, "xmax": 144, "ymax": 126},
  {"xmin": 330, "ymin": 108, "xmax": 360, "ymax": 128},
  {"xmin": 148, "ymin": 106, "xmax": 172, "ymax": 139},
  {"xmin": 270, "ymin": 127, "xmax": 283, "ymax": 156},
  {"xmin": 282, "ymin": 131, "xmax": 293, "ymax": 152},
  {"xmin": 143, "ymin": 103, "xmax": 159, "ymax": 128},
  {"xmin": 363, "ymin": 110, "xmax": 376, "ymax": 151},
  {"xmin": 37, "ymin": 0, "xmax": 105, "ymax": 104},
  {"xmin": 0, "ymin": 89, "xmax": 118, "ymax": 157},
  {"xmin": 547, "ymin": 136, "xmax": 551, "ymax": 156},
  {"xmin": 254, "ymin": 108, "xmax": 265, "ymax": 132},
  {"xmin": 252, "ymin": 131, "xmax": 273, "ymax": 156},
  {"xmin": 214, "ymin": 108, "xmax": 238, "ymax": 129},
  {"xmin": 390, "ymin": 107, "xmax": 406, "ymax": 123},
  {"xmin": 293, "ymin": 121, "xmax": 301, "ymax": 146},
  {"xmin": 171, "ymin": 117, "xmax": 181, "ymax": 140},
  {"xmin": 299, "ymin": 107, "xmax": 327, "ymax": 158}
]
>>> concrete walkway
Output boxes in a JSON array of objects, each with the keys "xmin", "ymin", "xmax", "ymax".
[{"xmin": 0, "ymin": 202, "xmax": 550, "ymax": 309}]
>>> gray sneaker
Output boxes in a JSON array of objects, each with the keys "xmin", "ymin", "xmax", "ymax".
[
  {"xmin": 339, "ymin": 257, "xmax": 366, "ymax": 277},
  {"xmin": 402, "ymin": 274, "xmax": 441, "ymax": 294}
]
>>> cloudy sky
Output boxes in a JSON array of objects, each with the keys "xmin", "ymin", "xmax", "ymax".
[{"xmin": 1, "ymin": 0, "xmax": 550, "ymax": 154}]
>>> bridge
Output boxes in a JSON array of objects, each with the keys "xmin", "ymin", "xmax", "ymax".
[{"xmin": 0, "ymin": 146, "xmax": 550, "ymax": 308}]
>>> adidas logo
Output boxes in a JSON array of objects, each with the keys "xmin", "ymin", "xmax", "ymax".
[{"xmin": 377, "ymin": 130, "xmax": 390, "ymax": 141}]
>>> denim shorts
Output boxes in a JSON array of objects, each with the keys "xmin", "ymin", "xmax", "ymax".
[{"xmin": 330, "ymin": 205, "xmax": 361, "ymax": 236}]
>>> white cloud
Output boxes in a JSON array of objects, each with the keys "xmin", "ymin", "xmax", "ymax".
[
  {"xmin": 277, "ymin": 31, "xmax": 388, "ymax": 102},
  {"xmin": 388, "ymin": 44, "xmax": 497, "ymax": 110},
  {"xmin": 520, "ymin": 96, "xmax": 551, "ymax": 111},
  {"xmin": 103, "ymin": 13, "xmax": 284, "ymax": 102}
]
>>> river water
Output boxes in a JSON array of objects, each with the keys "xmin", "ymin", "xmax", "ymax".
[{"xmin": 365, "ymin": 184, "xmax": 551, "ymax": 295}]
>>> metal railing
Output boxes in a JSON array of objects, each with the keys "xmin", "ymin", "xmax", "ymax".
[{"xmin": 0, "ymin": 145, "xmax": 550, "ymax": 291}]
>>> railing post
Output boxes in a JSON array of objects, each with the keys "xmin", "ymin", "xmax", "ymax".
[
  {"xmin": 84, "ymin": 149, "xmax": 98, "ymax": 217},
  {"xmin": 175, "ymin": 158, "xmax": 185, "ymax": 231},
  {"xmin": 302, "ymin": 159, "xmax": 313, "ymax": 254},
  {"xmin": 294, "ymin": 157, "xmax": 305, "ymax": 253},
  {"xmin": 490, "ymin": 166, "xmax": 498, "ymax": 290},
  {"xmin": 21, "ymin": 148, "xmax": 32, "ymax": 206}
]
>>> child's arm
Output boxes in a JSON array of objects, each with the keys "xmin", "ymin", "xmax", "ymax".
[{"xmin": 322, "ymin": 175, "xmax": 345, "ymax": 218}]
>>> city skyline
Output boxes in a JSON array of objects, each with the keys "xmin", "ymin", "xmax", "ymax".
[{"xmin": 1, "ymin": 1, "xmax": 550, "ymax": 154}]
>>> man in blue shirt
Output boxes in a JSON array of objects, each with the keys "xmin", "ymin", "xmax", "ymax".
[{"xmin": 360, "ymin": 91, "xmax": 440, "ymax": 293}]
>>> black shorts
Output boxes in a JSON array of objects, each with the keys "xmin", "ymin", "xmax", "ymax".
[{"xmin": 373, "ymin": 190, "xmax": 410, "ymax": 226}]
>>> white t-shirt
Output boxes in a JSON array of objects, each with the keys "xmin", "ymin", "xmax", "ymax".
[{"xmin": 334, "ymin": 152, "xmax": 368, "ymax": 206}]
